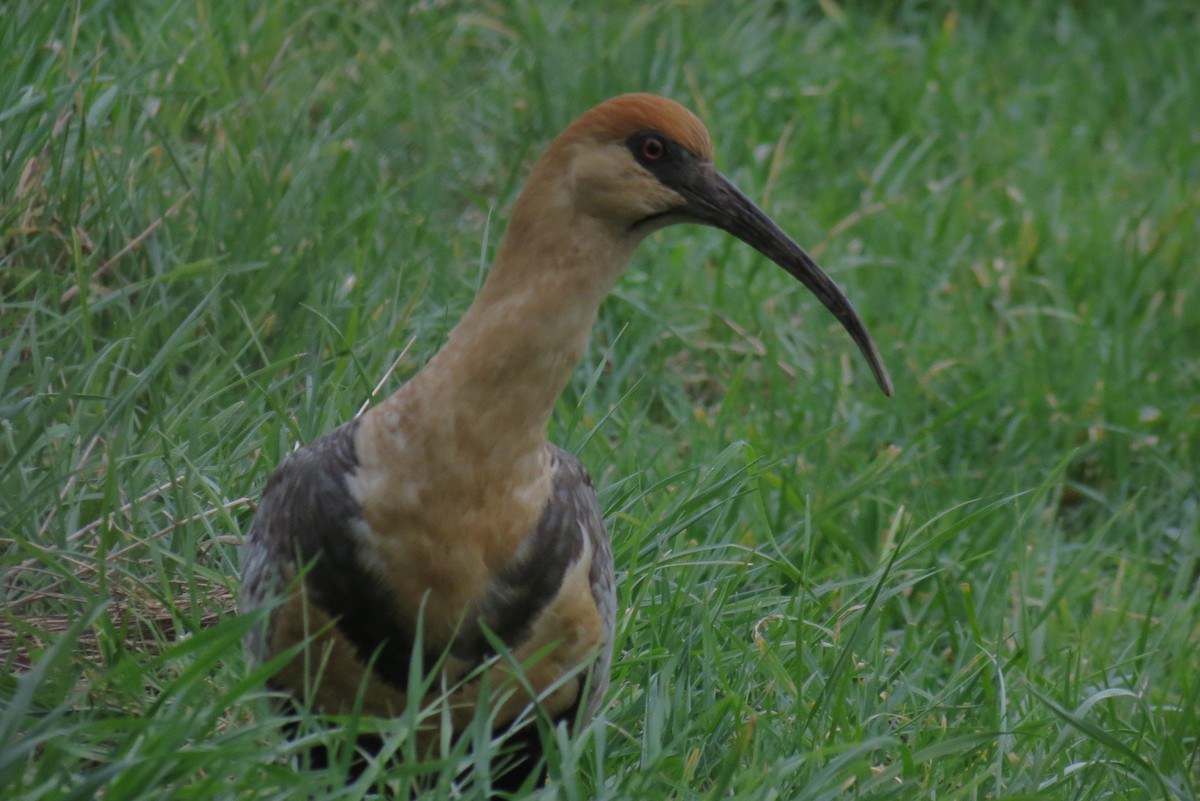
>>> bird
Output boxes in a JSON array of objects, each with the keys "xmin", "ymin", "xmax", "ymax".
[{"xmin": 240, "ymin": 93, "xmax": 892, "ymax": 793}]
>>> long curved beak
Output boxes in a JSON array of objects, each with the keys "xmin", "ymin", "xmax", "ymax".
[{"xmin": 679, "ymin": 167, "xmax": 893, "ymax": 397}]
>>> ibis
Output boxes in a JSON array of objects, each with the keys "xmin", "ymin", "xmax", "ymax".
[{"xmin": 241, "ymin": 93, "xmax": 892, "ymax": 792}]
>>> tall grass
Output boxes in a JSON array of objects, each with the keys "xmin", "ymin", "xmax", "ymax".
[{"xmin": 3, "ymin": 1, "xmax": 1197, "ymax": 798}]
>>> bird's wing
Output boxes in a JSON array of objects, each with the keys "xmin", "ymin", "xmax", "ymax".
[
  {"xmin": 465, "ymin": 446, "xmax": 615, "ymax": 724},
  {"xmin": 240, "ymin": 417, "xmax": 419, "ymax": 682}
]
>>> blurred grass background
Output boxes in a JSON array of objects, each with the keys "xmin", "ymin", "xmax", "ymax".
[{"xmin": 2, "ymin": 1, "xmax": 1197, "ymax": 798}]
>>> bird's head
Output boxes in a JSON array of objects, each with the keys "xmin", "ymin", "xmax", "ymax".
[
  {"xmin": 545, "ymin": 93, "xmax": 892, "ymax": 396},
  {"xmin": 549, "ymin": 94, "xmax": 715, "ymax": 232}
]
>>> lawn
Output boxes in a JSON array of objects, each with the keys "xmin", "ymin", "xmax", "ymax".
[{"xmin": 2, "ymin": 1, "xmax": 1198, "ymax": 799}]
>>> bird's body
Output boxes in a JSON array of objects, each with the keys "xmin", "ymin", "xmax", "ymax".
[
  {"xmin": 241, "ymin": 94, "xmax": 891, "ymax": 790},
  {"xmin": 241, "ymin": 423, "xmax": 613, "ymax": 730}
]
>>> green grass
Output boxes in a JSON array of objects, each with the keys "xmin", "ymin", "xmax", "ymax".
[{"xmin": 3, "ymin": 0, "xmax": 1198, "ymax": 798}]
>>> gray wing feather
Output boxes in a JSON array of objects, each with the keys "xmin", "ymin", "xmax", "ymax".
[
  {"xmin": 581, "ymin": 474, "xmax": 615, "ymax": 722},
  {"xmin": 240, "ymin": 418, "xmax": 418, "ymax": 683},
  {"xmin": 466, "ymin": 446, "xmax": 615, "ymax": 724}
]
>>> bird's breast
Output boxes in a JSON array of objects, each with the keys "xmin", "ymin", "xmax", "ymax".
[{"xmin": 345, "ymin": 404, "xmax": 556, "ymax": 649}]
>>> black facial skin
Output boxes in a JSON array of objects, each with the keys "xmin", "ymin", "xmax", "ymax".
[{"xmin": 627, "ymin": 130, "xmax": 697, "ymax": 190}]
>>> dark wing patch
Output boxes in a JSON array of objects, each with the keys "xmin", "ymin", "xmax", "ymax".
[
  {"xmin": 241, "ymin": 418, "xmax": 416, "ymax": 687},
  {"xmin": 456, "ymin": 448, "xmax": 604, "ymax": 667}
]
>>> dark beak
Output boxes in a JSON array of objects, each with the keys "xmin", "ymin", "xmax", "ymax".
[{"xmin": 679, "ymin": 167, "xmax": 893, "ymax": 397}]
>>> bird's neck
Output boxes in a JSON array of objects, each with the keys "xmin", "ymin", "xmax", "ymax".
[{"xmin": 401, "ymin": 208, "xmax": 636, "ymax": 483}]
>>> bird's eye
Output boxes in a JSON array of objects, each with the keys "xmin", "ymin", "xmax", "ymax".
[{"xmin": 640, "ymin": 135, "xmax": 666, "ymax": 162}]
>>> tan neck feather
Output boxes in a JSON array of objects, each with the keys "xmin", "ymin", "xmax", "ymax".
[{"xmin": 391, "ymin": 162, "xmax": 637, "ymax": 488}]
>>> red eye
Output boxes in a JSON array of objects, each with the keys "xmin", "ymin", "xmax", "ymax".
[{"xmin": 641, "ymin": 136, "xmax": 666, "ymax": 162}]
